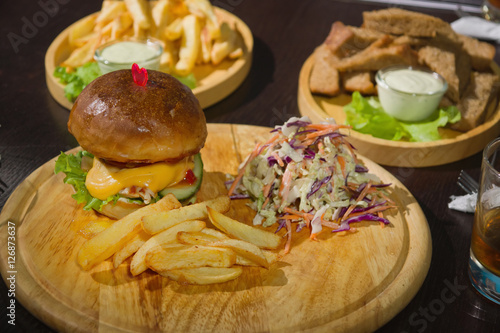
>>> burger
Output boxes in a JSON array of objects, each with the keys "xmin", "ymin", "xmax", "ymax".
[{"xmin": 55, "ymin": 69, "xmax": 207, "ymax": 219}]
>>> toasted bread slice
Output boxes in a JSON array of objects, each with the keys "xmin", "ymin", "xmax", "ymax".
[
  {"xmin": 362, "ymin": 8, "xmax": 454, "ymax": 38},
  {"xmin": 342, "ymin": 71, "xmax": 376, "ymax": 95},
  {"xmin": 418, "ymin": 45, "xmax": 471, "ymax": 103},
  {"xmin": 324, "ymin": 21, "xmax": 384, "ymax": 58},
  {"xmin": 457, "ymin": 34, "xmax": 495, "ymax": 72},
  {"xmin": 451, "ymin": 72, "xmax": 500, "ymax": 132},
  {"xmin": 310, "ymin": 44, "xmax": 341, "ymax": 96},
  {"xmin": 335, "ymin": 35, "xmax": 418, "ymax": 72}
]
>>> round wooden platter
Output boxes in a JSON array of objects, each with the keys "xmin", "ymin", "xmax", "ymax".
[
  {"xmin": 45, "ymin": 7, "xmax": 253, "ymax": 110},
  {"xmin": 298, "ymin": 54, "xmax": 500, "ymax": 167},
  {"xmin": 0, "ymin": 124, "xmax": 431, "ymax": 333}
]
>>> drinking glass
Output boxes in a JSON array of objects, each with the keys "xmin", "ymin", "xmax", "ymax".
[
  {"xmin": 469, "ymin": 137, "xmax": 500, "ymax": 304},
  {"xmin": 482, "ymin": 0, "xmax": 500, "ymax": 22}
]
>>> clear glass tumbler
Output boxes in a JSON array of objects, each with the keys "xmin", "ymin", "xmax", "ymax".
[
  {"xmin": 482, "ymin": 0, "xmax": 500, "ymax": 22},
  {"xmin": 469, "ymin": 137, "xmax": 500, "ymax": 304}
]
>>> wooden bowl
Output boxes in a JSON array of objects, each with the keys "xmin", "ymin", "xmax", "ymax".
[
  {"xmin": 45, "ymin": 7, "xmax": 253, "ymax": 110},
  {"xmin": 298, "ymin": 54, "xmax": 500, "ymax": 168}
]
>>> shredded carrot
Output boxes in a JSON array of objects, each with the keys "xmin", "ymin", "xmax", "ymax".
[
  {"xmin": 304, "ymin": 128, "xmax": 337, "ymax": 140},
  {"xmin": 228, "ymin": 142, "xmax": 261, "ymax": 196},
  {"xmin": 321, "ymin": 220, "xmax": 339, "ymax": 229},
  {"xmin": 264, "ymin": 133, "xmax": 280, "ymax": 145},
  {"xmin": 271, "ymin": 151, "xmax": 284, "ymax": 167},
  {"xmin": 305, "ymin": 123, "xmax": 350, "ymax": 131},
  {"xmin": 337, "ymin": 155, "xmax": 346, "ymax": 178},
  {"xmin": 378, "ymin": 211, "xmax": 386, "ymax": 228},
  {"xmin": 262, "ymin": 196, "xmax": 270, "ymax": 209},
  {"xmin": 318, "ymin": 141, "xmax": 325, "ymax": 155},
  {"xmin": 342, "ymin": 182, "xmax": 372, "ymax": 221},
  {"xmin": 281, "ymin": 214, "xmax": 302, "ymax": 220},
  {"xmin": 357, "ymin": 182, "xmax": 372, "ymax": 202},
  {"xmin": 263, "ymin": 179, "xmax": 274, "ymax": 197},
  {"xmin": 284, "ymin": 219, "xmax": 292, "ymax": 254}
]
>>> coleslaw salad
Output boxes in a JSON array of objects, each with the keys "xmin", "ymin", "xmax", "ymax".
[{"xmin": 228, "ymin": 117, "xmax": 395, "ymax": 253}]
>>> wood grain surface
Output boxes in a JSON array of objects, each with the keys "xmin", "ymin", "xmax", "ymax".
[
  {"xmin": 297, "ymin": 55, "xmax": 500, "ymax": 168},
  {"xmin": 0, "ymin": 124, "xmax": 431, "ymax": 333},
  {"xmin": 45, "ymin": 7, "xmax": 253, "ymax": 110}
]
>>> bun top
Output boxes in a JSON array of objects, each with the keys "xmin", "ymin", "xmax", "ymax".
[{"xmin": 68, "ymin": 69, "xmax": 207, "ymax": 164}]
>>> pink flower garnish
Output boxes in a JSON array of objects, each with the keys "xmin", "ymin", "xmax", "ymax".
[{"xmin": 131, "ymin": 63, "xmax": 148, "ymax": 86}]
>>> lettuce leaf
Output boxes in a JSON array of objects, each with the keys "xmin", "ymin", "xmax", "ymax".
[
  {"xmin": 173, "ymin": 72, "xmax": 197, "ymax": 89},
  {"xmin": 344, "ymin": 92, "xmax": 460, "ymax": 142},
  {"xmin": 54, "ymin": 151, "xmax": 118, "ymax": 211},
  {"xmin": 53, "ymin": 62, "xmax": 102, "ymax": 102}
]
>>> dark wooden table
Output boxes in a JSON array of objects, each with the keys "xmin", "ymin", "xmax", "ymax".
[{"xmin": 1, "ymin": 0, "xmax": 499, "ymax": 332}]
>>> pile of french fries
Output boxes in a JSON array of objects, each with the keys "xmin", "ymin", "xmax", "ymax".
[
  {"xmin": 63, "ymin": 0, "xmax": 243, "ymax": 76},
  {"xmin": 77, "ymin": 194, "xmax": 282, "ymax": 285}
]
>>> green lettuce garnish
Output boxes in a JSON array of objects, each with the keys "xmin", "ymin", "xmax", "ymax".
[
  {"xmin": 173, "ymin": 72, "xmax": 197, "ymax": 89},
  {"xmin": 54, "ymin": 62, "xmax": 102, "ymax": 102},
  {"xmin": 344, "ymin": 91, "xmax": 461, "ymax": 142},
  {"xmin": 54, "ymin": 151, "xmax": 118, "ymax": 211}
]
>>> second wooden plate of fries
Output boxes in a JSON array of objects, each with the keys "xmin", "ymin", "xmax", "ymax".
[
  {"xmin": 45, "ymin": 0, "xmax": 253, "ymax": 110},
  {"xmin": 0, "ymin": 124, "xmax": 431, "ymax": 333}
]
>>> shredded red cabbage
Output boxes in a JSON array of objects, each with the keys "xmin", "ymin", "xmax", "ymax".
[
  {"xmin": 229, "ymin": 193, "xmax": 250, "ymax": 199},
  {"xmin": 307, "ymin": 174, "xmax": 332, "ymax": 199},
  {"xmin": 332, "ymin": 214, "xmax": 390, "ymax": 232},
  {"xmin": 355, "ymin": 164, "xmax": 368, "ymax": 173},
  {"xmin": 286, "ymin": 120, "xmax": 311, "ymax": 128}
]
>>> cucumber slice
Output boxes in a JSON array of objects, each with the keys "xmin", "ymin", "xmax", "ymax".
[{"xmin": 159, "ymin": 153, "xmax": 203, "ymax": 201}]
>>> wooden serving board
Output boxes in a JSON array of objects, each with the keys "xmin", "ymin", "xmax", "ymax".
[
  {"xmin": 298, "ymin": 54, "xmax": 500, "ymax": 167},
  {"xmin": 0, "ymin": 124, "xmax": 431, "ymax": 333},
  {"xmin": 45, "ymin": 7, "xmax": 253, "ymax": 110}
]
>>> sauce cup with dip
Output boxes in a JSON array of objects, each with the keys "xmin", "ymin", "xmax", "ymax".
[
  {"xmin": 94, "ymin": 38, "xmax": 163, "ymax": 74},
  {"xmin": 375, "ymin": 65, "xmax": 448, "ymax": 122}
]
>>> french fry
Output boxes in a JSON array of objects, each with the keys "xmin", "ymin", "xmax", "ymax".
[
  {"xmin": 165, "ymin": 17, "xmax": 183, "ymax": 41},
  {"xmin": 79, "ymin": 219, "xmax": 114, "ymax": 239},
  {"xmin": 207, "ymin": 207, "xmax": 282, "ymax": 250},
  {"xmin": 236, "ymin": 249, "xmax": 278, "ymax": 266},
  {"xmin": 130, "ymin": 220, "xmax": 206, "ymax": 276},
  {"xmin": 159, "ymin": 46, "xmax": 175, "ymax": 73},
  {"xmin": 159, "ymin": 266, "xmax": 242, "ymax": 285},
  {"xmin": 208, "ymin": 239, "xmax": 269, "ymax": 268},
  {"xmin": 76, "ymin": 194, "xmax": 181, "ymax": 270},
  {"xmin": 176, "ymin": 230, "xmax": 221, "ymax": 245},
  {"xmin": 142, "ymin": 196, "xmax": 230, "ymax": 234},
  {"xmin": 199, "ymin": 26, "xmax": 212, "ymax": 63},
  {"xmin": 145, "ymin": 244, "xmax": 236, "ymax": 272},
  {"xmin": 186, "ymin": 0, "xmax": 220, "ymax": 39},
  {"xmin": 98, "ymin": 20, "xmax": 114, "ymax": 39},
  {"xmin": 111, "ymin": 12, "xmax": 134, "ymax": 39},
  {"xmin": 69, "ymin": 14, "xmax": 97, "ymax": 48},
  {"xmin": 113, "ymin": 230, "xmax": 150, "ymax": 268},
  {"xmin": 61, "ymin": 36, "xmax": 100, "ymax": 69},
  {"xmin": 124, "ymin": 0, "xmax": 152, "ymax": 30},
  {"xmin": 152, "ymin": 0, "xmax": 172, "ymax": 39},
  {"xmin": 211, "ymin": 22, "xmax": 236, "ymax": 66},
  {"xmin": 71, "ymin": 32, "xmax": 100, "ymax": 49},
  {"xmin": 95, "ymin": 1, "xmax": 126, "ymax": 24},
  {"xmin": 175, "ymin": 14, "xmax": 201, "ymax": 75},
  {"xmin": 200, "ymin": 227, "xmax": 230, "ymax": 240}
]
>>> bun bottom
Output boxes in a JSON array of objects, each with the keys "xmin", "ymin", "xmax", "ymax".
[{"xmin": 98, "ymin": 199, "xmax": 144, "ymax": 219}]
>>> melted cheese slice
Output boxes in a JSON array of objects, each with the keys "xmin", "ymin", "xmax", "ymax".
[{"xmin": 85, "ymin": 157, "xmax": 192, "ymax": 200}]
